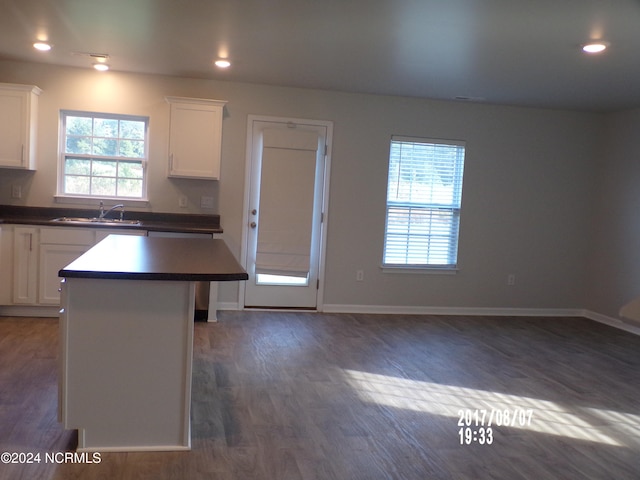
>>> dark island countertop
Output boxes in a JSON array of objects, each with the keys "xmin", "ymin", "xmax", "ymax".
[
  {"xmin": 59, "ymin": 235, "xmax": 248, "ymax": 282},
  {"xmin": 0, "ymin": 205, "xmax": 222, "ymax": 235}
]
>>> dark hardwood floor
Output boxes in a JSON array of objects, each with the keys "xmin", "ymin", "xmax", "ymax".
[{"xmin": 1, "ymin": 312, "xmax": 639, "ymax": 479}]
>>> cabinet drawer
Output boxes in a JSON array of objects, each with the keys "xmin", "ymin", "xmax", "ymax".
[{"xmin": 40, "ymin": 227, "xmax": 94, "ymax": 245}]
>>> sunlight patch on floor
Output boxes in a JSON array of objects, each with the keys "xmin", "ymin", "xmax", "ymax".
[{"xmin": 343, "ymin": 369, "xmax": 640, "ymax": 447}]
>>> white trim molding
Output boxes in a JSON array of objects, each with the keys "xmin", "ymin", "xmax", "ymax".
[
  {"xmin": 4, "ymin": 302, "xmax": 639, "ymax": 336},
  {"xmin": 322, "ymin": 304, "xmax": 640, "ymax": 336},
  {"xmin": 0, "ymin": 306, "xmax": 60, "ymax": 318},
  {"xmin": 322, "ymin": 304, "xmax": 582, "ymax": 317},
  {"xmin": 217, "ymin": 301, "xmax": 243, "ymax": 312},
  {"xmin": 581, "ymin": 309, "xmax": 640, "ymax": 336}
]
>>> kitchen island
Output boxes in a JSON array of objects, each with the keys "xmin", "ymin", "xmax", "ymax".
[{"xmin": 58, "ymin": 235, "xmax": 247, "ymax": 452}]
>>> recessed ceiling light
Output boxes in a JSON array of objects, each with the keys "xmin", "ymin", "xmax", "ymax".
[
  {"xmin": 33, "ymin": 42, "xmax": 52, "ymax": 51},
  {"xmin": 582, "ymin": 42, "xmax": 608, "ymax": 54},
  {"xmin": 93, "ymin": 63, "xmax": 110, "ymax": 72},
  {"xmin": 214, "ymin": 59, "xmax": 231, "ymax": 68}
]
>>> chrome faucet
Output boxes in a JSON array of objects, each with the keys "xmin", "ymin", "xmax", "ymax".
[{"xmin": 99, "ymin": 201, "xmax": 125, "ymax": 221}]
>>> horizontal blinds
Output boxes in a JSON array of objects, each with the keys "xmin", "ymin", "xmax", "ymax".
[{"xmin": 384, "ymin": 137, "xmax": 465, "ymax": 267}]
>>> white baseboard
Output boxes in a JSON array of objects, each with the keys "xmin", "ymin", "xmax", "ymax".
[
  {"xmin": 581, "ymin": 309, "xmax": 640, "ymax": 336},
  {"xmin": 321, "ymin": 304, "xmax": 640, "ymax": 336},
  {"xmin": 0, "ymin": 302, "xmax": 241, "ymax": 318},
  {"xmin": 0, "ymin": 306, "xmax": 60, "ymax": 318},
  {"xmin": 321, "ymin": 304, "xmax": 583, "ymax": 317},
  {"xmin": 217, "ymin": 301, "xmax": 242, "ymax": 311},
  {"xmin": 4, "ymin": 301, "xmax": 638, "ymax": 336}
]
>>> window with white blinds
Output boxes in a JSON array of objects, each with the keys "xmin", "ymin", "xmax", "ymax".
[{"xmin": 383, "ymin": 136, "xmax": 466, "ymax": 269}]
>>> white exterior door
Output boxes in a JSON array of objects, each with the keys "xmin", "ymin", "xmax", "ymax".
[{"xmin": 242, "ymin": 116, "xmax": 332, "ymax": 309}]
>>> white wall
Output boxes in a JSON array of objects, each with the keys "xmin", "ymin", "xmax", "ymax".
[
  {"xmin": 587, "ymin": 108, "xmax": 640, "ymax": 322},
  {"xmin": 322, "ymin": 98, "xmax": 599, "ymax": 311},
  {"xmin": 0, "ymin": 60, "xmax": 603, "ymax": 311}
]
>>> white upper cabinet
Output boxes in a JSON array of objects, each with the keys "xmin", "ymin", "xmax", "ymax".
[
  {"xmin": 166, "ymin": 96, "xmax": 227, "ymax": 180},
  {"xmin": 0, "ymin": 83, "xmax": 41, "ymax": 170}
]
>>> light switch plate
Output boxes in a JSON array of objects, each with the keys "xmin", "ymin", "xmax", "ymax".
[{"xmin": 200, "ymin": 195, "xmax": 214, "ymax": 209}]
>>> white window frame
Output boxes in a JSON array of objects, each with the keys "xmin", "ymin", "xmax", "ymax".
[
  {"xmin": 57, "ymin": 110, "xmax": 149, "ymax": 202},
  {"xmin": 382, "ymin": 135, "xmax": 466, "ymax": 272}
]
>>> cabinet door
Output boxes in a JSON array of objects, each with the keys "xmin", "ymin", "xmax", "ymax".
[
  {"xmin": 0, "ymin": 84, "xmax": 41, "ymax": 170},
  {"xmin": 38, "ymin": 227, "xmax": 96, "ymax": 305},
  {"xmin": 13, "ymin": 227, "xmax": 38, "ymax": 304},
  {"xmin": 0, "ymin": 226, "xmax": 14, "ymax": 305},
  {"xmin": 39, "ymin": 244, "xmax": 92, "ymax": 305},
  {"xmin": 167, "ymin": 98, "xmax": 226, "ymax": 179}
]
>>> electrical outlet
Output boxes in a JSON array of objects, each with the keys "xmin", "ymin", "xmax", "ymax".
[
  {"xmin": 178, "ymin": 195, "xmax": 188, "ymax": 208},
  {"xmin": 11, "ymin": 185, "xmax": 21, "ymax": 199},
  {"xmin": 507, "ymin": 274, "xmax": 516, "ymax": 286},
  {"xmin": 356, "ymin": 270, "xmax": 364, "ymax": 282}
]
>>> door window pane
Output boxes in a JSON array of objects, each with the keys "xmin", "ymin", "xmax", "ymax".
[{"xmin": 256, "ymin": 274, "xmax": 309, "ymax": 286}]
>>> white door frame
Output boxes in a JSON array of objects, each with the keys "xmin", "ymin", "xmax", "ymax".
[{"xmin": 239, "ymin": 114, "xmax": 333, "ymax": 310}]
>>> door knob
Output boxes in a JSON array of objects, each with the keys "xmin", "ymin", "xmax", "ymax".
[
  {"xmin": 250, "ymin": 222, "xmax": 257, "ymax": 228},
  {"xmin": 251, "ymin": 209, "xmax": 257, "ymax": 215}
]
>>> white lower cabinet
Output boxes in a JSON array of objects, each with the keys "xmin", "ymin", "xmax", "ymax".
[
  {"xmin": 0, "ymin": 225, "xmax": 13, "ymax": 305},
  {"xmin": 13, "ymin": 226, "xmax": 38, "ymax": 304},
  {"xmin": 40, "ymin": 245, "xmax": 91, "ymax": 305},
  {"xmin": 39, "ymin": 228, "xmax": 95, "ymax": 305},
  {"xmin": 2, "ymin": 225, "xmax": 147, "ymax": 307},
  {"xmin": 39, "ymin": 228, "xmax": 147, "ymax": 305}
]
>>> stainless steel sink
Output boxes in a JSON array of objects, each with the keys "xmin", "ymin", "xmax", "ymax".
[{"xmin": 51, "ymin": 217, "xmax": 142, "ymax": 225}]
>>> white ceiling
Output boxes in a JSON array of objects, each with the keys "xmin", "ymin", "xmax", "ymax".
[{"xmin": 2, "ymin": 0, "xmax": 640, "ymax": 112}]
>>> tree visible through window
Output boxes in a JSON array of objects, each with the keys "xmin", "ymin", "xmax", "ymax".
[
  {"xmin": 383, "ymin": 136, "xmax": 466, "ymax": 269},
  {"xmin": 60, "ymin": 111, "xmax": 148, "ymax": 198}
]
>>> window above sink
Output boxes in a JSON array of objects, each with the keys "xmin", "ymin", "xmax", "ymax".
[{"xmin": 58, "ymin": 110, "xmax": 149, "ymax": 201}]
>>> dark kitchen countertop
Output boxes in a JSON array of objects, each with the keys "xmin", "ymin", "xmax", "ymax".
[
  {"xmin": 0, "ymin": 205, "xmax": 222, "ymax": 235},
  {"xmin": 59, "ymin": 235, "xmax": 247, "ymax": 281}
]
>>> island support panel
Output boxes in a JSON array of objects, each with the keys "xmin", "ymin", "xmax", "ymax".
[{"xmin": 59, "ymin": 277, "xmax": 195, "ymax": 451}]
